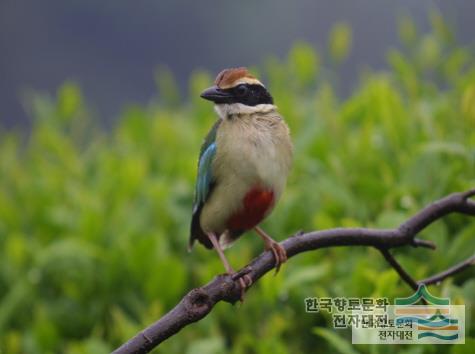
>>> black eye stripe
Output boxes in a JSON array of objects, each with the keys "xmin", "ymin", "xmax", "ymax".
[{"xmin": 221, "ymin": 84, "xmax": 273, "ymax": 106}]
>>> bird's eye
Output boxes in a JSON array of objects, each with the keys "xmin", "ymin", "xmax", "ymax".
[{"xmin": 235, "ymin": 85, "xmax": 249, "ymax": 97}]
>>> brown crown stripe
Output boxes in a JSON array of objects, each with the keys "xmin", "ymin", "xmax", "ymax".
[{"xmin": 214, "ymin": 67, "xmax": 262, "ymax": 89}]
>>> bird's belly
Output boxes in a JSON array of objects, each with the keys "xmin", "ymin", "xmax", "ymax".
[
  {"xmin": 226, "ymin": 187, "xmax": 275, "ymax": 232},
  {"xmin": 200, "ymin": 117, "xmax": 292, "ymax": 244}
]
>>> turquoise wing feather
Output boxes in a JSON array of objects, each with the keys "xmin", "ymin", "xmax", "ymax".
[
  {"xmin": 189, "ymin": 120, "xmax": 221, "ymax": 249},
  {"xmin": 194, "ymin": 141, "xmax": 216, "ymax": 213}
]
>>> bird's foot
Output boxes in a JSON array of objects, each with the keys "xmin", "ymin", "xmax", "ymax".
[
  {"xmin": 231, "ymin": 267, "xmax": 253, "ymax": 302},
  {"xmin": 265, "ymin": 240, "xmax": 288, "ymax": 274},
  {"xmin": 254, "ymin": 226, "xmax": 288, "ymax": 274},
  {"xmin": 236, "ymin": 274, "xmax": 253, "ymax": 302}
]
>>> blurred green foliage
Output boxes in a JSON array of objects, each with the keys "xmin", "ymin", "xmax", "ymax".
[
  {"xmin": 1, "ymin": 15, "xmax": 474, "ymax": 354},
  {"xmin": 328, "ymin": 22, "xmax": 352, "ymax": 63}
]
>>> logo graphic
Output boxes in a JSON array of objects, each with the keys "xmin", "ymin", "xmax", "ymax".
[
  {"xmin": 351, "ymin": 285, "xmax": 465, "ymax": 344},
  {"xmin": 394, "ymin": 285, "xmax": 460, "ymax": 342}
]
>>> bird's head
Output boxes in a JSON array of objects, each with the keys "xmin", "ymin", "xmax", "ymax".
[{"xmin": 200, "ymin": 67, "xmax": 274, "ymax": 118}]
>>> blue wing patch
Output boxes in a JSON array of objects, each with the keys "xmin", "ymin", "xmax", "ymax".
[
  {"xmin": 189, "ymin": 119, "xmax": 221, "ymax": 250},
  {"xmin": 194, "ymin": 142, "xmax": 216, "ymax": 212}
]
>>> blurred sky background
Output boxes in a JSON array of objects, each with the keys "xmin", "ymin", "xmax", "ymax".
[{"xmin": 0, "ymin": 0, "xmax": 474, "ymax": 128}]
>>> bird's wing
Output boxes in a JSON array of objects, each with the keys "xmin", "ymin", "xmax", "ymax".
[{"xmin": 189, "ymin": 120, "xmax": 221, "ymax": 249}]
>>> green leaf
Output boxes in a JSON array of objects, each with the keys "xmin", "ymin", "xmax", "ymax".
[
  {"xmin": 155, "ymin": 65, "xmax": 180, "ymax": 106},
  {"xmin": 450, "ymin": 337, "xmax": 475, "ymax": 354},
  {"xmin": 329, "ymin": 22, "xmax": 352, "ymax": 63},
  {"xmin": 312, "ymin": 328, "xmax": 360, "ymax": 354},
  {"xmin": 186, "ymin": 337, "xmax": 225, "ymax": 354},
  {"xmin": 288, "ymin": 41, "xmax": 319, "ymax": 88}
]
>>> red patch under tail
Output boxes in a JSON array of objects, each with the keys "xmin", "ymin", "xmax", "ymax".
[{"xmin": 227, "ymin": 187, "xmax": 275, "ymax": 231}]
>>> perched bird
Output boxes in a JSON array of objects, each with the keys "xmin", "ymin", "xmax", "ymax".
[{"xmin": 189, "ymin": 67, "xmax": 293, "ymax": 294}]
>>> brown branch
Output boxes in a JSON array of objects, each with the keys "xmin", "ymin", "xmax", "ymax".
[
  {"xmin": 112, "ymin": 189, "xmax": 475, "ymax": 354},
  {"xmin": 420, "ymin": 254, "xmax": 475, "ymax": 285},
  {"xmin": 379, "ymin": 249, "xmax": 420, "ymax": 292}
]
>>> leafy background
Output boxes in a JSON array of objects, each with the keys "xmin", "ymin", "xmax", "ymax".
[{"xmin": 0, "ymin": 13, "xmax": 474, "ymax": 354}]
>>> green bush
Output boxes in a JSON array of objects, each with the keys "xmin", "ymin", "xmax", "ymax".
[{"xmin": 0, "ymin": 15, "xmax": 474, "ymax": 354}]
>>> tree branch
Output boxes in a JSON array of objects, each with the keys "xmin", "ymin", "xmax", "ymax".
[
  {"xmin": 379, "ymin": 248, "xmax": 420, "ymax": 292},
  {"xmin": 420, "ymin": 254, "xmax": 475, "ymax": 285},
  {"xmin": 113, "ymin": 189, "xmax": 475, "ymax": 354}
]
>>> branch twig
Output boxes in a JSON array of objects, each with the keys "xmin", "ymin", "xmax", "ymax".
[
  {"xmin": 420, "ymin": 255, "xmax": 475, "ymax": 285},
  {"xmin": 379, "ymin": 248, "xmax": 420, "ymax": 292},
  {"xmin": 113, "ymin": 189, "xmax": 475, "ymax": 354}
]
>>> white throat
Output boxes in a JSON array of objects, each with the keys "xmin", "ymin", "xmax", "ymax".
[{"xmin": 214, "ymin": 103, "xmax": 276, "ymax": 120}]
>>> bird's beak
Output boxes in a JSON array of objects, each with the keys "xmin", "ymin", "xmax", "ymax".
[{"xmin": 200, "ymin": 85, "xmax": 233, "ymax": 104}]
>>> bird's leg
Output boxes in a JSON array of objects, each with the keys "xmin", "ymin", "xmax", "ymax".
[
  {"xmin": 206, "ymin": 232, "xmax": 251, "ymax": 301},
  {"xmin": 254, "ymin": 226, "xmax": 288, "ymax": 274},
  {"xmin": 206, "ymin": 232, "xmax": 234, "ymax": 274}
]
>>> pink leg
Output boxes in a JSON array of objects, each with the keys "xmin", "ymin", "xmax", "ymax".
[
  {"xmin": 206, "ymin": 232, "xmax": 234, "ymax": 274},
  {"xmin": 206, "ymin": 232, "xmax": 251, "ymax": 301},
  {"xmin": 254, "ymin": 226, "xmax": 288, "ymax": 274}
]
